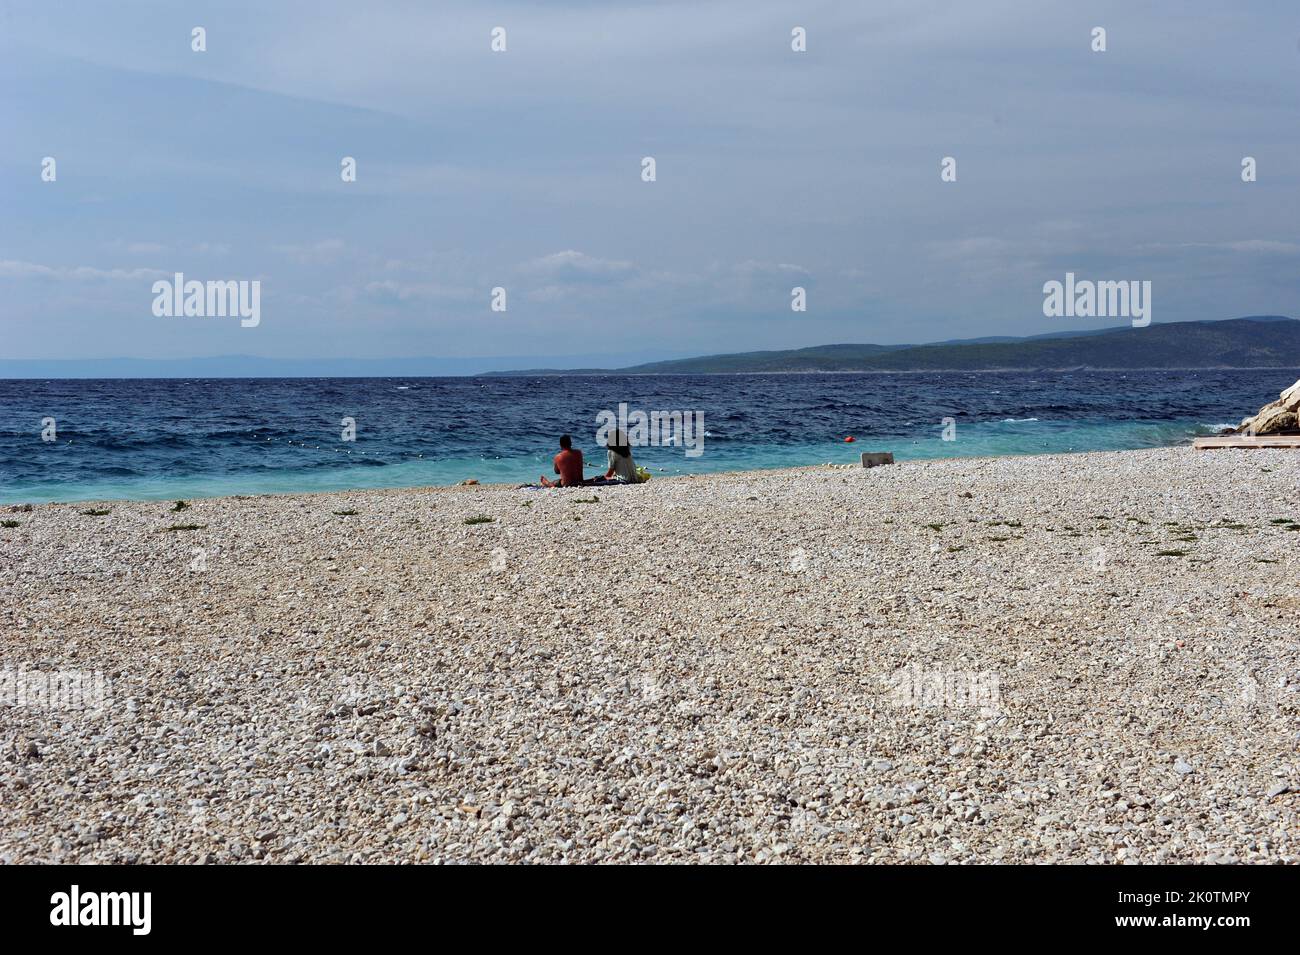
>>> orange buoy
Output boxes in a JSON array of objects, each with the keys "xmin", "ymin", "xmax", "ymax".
[{"xmin": 844, "ymin": 435, "xmax": 855, "ymax": 443}]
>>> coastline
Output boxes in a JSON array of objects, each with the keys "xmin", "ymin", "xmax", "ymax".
[
  {"xmin": 2, "ymin": 447, "xmax": 1297, "ymax": 863},
  {"xmin": 482, "ymin": 364, "xmax": 1300, "ymax": 377},
  {"xmin": 0, "ymin": 425, "xmax": 1243, "ymax": 507},
  {"xmin": 6, "ymin": 363, "xmax": 1300, "ymax": 381},
  {"xmin": 0, "ymin": 441, "xmax": 1232, "ymax": 507},
  {"xmin": 5, "ymin": 369, "xmax": 1288, "ymax": 506}
]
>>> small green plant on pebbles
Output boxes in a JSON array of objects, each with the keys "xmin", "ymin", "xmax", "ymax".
[{"xmin": 464, "ymin": 516, "xmax": 494, "ymax": 525}]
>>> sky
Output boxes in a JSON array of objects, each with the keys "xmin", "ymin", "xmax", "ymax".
[{"xmin": 2, "ymin": 0, "xmax": 1299, "ymax": 371}]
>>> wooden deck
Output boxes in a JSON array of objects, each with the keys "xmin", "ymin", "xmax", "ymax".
[{"xmin": 1193, "ymin": 434, "xmax": 1300, "ymax": 450}]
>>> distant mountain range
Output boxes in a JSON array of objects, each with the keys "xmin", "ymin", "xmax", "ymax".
[
  {"xmin": 0, "ymin": 350, "xmax": 687, "ymax": 379},
  {"xmin": 483, "ymin": 317, "xmax": 1300, "ymax": 375},
  {"xmin": 3, "ymin": 317, "xmax": 1296, "ymax": 379}
]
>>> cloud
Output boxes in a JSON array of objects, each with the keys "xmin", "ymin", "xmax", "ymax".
[
  {"xmin": 515, "ymin": 250, "xmax": 707, "ymax": 304},
  {"xmin": 519, "ymin": 250, "xmax": 636, "ymax": 282},
  {"xmin": 105, "ymin": 240, "xmax": 169, "ymax": 255},
  {"xmin": 733, "ymin": 260, "xmax": 810, "ymax": 275},
  {"xmin": 273, "ymin": 239, "xmax": 347, "ymax": 265},
  {"xmin": 1177, "ymin": 240, "xmax": 1300, "ymax": 255},
  {"xmin": 0, "ymin": 260, "xmax": 169, "ymax": 280},
  {"xmin": 360, "ymin": 279, "xmax": 474, "ymax": 304},
  {"xmin": 928, "ymin": 237, "xmax": 1019, "ymax": 260}
]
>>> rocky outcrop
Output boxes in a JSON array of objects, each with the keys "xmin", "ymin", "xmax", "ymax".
[{"xmin": 1235, "ymin": 378, "xmax": 1300, "ymax": 435}]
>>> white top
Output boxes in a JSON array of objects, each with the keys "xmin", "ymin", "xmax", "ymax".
[{"xmin": 607, "ymin": 449, "xmax": 638, "ymax": 482}]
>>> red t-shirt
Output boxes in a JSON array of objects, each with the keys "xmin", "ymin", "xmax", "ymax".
[{"xmin": 553, "ymin": 448, "xmax": 584, "ymax": 486}]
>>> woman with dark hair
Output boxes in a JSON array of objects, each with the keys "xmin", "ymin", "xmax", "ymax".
[{"xmin": 597, "ymin": 430, "xmax": 639, "ymax": 483}]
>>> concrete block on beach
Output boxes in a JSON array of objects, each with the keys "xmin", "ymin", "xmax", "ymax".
[
  {"xmin": 860, "ymin": 451, "xmax": 894, "ymax": 468},
  {"xmin": 1194, "ymin": 434, "xmax": 1300, "ymax": 450}
]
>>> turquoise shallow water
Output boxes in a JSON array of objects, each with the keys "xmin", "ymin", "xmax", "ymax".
[
  {"xmin": 0, "ymin": 371, "xmax": 1285, "ymax": 503},
  {"xmin": 47, "ymin": 418, "xmax": 1225, "ymax": 503}
]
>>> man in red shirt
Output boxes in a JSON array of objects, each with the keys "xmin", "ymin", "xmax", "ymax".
[{"xmin": 540, "ymin": 434, "xmax": 584, "ymax": 487}]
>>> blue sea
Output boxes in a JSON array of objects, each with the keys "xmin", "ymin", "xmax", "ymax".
[{"xmin": 0, "ymin": 370, "xmax": 1290, "ymax": 504}]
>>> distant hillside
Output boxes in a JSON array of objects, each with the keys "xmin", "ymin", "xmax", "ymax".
[
  {"xmin": 0, "ymin": 350, "xmax": 687, "ymax": 379},
  {"xmin": 485, "ymin": 317, "xmax": 1300, "ymax": 375}
]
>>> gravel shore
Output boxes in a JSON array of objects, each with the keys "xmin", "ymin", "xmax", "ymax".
[{"xmin": 2, "ymin": 447, "xmax": 1297, "ymax": 864}]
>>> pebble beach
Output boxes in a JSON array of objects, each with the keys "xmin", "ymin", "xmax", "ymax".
[{"xmin": 2, "ymin": 446, "xmax": 1297, "ymax": 864}]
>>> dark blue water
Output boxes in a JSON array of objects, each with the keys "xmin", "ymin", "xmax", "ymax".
[{"xmin": 0, "ymin": 371, "xmax": 1290, "ymax": 503}]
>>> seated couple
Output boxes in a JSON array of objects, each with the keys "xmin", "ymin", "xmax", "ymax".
[{"xmin": 539, "ymin": 433, "xmax": 640, "ymax": 487}]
